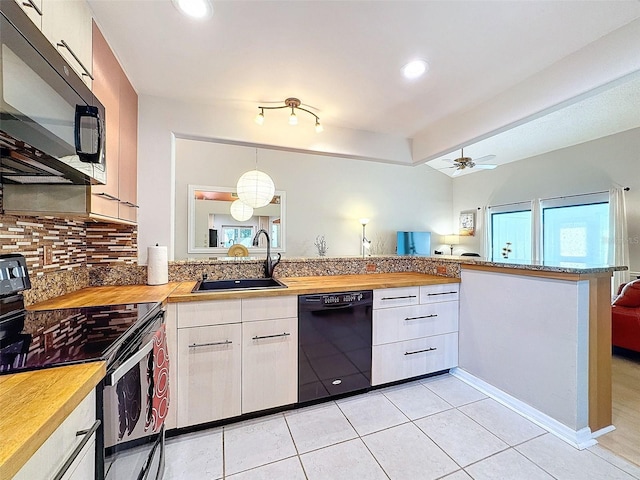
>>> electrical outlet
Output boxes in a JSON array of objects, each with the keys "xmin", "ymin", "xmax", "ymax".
[
  {"xmin": 43, "ymin": 245, "xmax": 53, "ymax": 266},
  {"xmin": 366, "ymin": 263, "xmax": 376, "ymax": 272},
  {"xmin": 437, "ymin": 265, "xmax": 447, "ymax": 275}
]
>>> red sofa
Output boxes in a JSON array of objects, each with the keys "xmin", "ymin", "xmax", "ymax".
[{"xmin": 612, "ymin": 279, "xmax": 640, "ymax": 352}]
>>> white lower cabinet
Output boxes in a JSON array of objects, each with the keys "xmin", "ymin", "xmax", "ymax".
[
  {"xmin": 174, "ymin": 295, "xmax": 298, "ymax": 428},
  {"xmin": 242, "ymin": 317, "xmax": 298, "ymax": 414},
  {"xmin": 372, "ymin": 332, "xmax": 459, "ymax": 385},
  {"xmin": 14, "ymin": 389, "xmax": 97, "ymax": 480},
  {"xmin": 176, "ymin": 323, "xmax": 242, "ymax": 427},
  {"xmin": 371, "ymin": 283, "xmax": 460, "ymax": 386}
]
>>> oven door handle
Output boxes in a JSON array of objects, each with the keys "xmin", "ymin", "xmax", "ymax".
[{"xmin": 107, "ymin": 339, "xmax": 154, "ymax": 386}]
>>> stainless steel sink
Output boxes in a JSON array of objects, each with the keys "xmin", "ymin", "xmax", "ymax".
[{"xmin": 192, "ymin": 277, "xmax": 287, "ymax": 292}]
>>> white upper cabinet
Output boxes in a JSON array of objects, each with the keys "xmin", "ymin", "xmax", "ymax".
[
  {"xmin": 40, "ymin": 0, "xmax": 93, "ymax": 87},
  {"xmin": 14, "ymin": 0, "xmax": 43, "ymax": 28}
]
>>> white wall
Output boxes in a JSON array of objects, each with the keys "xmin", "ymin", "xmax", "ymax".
[
  {"xmin": 137, "ymin": 96, "xmax": 452, "ymax": 263},
  {"xmin": 174, "ymin": 138, "xmax": 453, "ymax": 259},
  {"xmin": 459, "ymin": 269, "xmax": 590, "ymax": 435},
  {"xmin": 451, "ymin": 127, "xmax": 640, "ymax": 271}
]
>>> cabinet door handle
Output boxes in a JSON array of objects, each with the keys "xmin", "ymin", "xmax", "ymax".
[
  {"xmin": 120, "ymin": 201, "xmax": 140, "ymax": 208},
  {"xmin": 381, "ymin": 295, "xmax": 417, "ymax": 301},
  {"xmin": 95, "ymin": 192, "xmax": 121, "ymax": 201},
  {"xmin": 404, "ymin": 347, "xmax": 437, "ymax": 356},
  {"xmin": 252, "ymin": 332, "xmax": 291, "ymax": 340},
  {"xmin": 405, "ymin": 314, "xmax": 437, "ymax": 321},
  {"xmin": 57, "ymin": 40, "xmax": 94, "ymax": 80},
  {"xmin": 52, "ymin": 419, "xmax": 101, "ymax": 480},
  {"xmin": 189, "ymin": 340, "xmax": 233, "ymax": 348},
  {"xmin": 425, "ymin": 291, "xmax": 458, "ymax": 296},
  {"xmin": 22, "ymin": 0, "xmax": 42, "ymax": 15}
]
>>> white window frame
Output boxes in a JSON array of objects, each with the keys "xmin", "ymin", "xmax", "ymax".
[{"xmin": 540, "ymin": 192, "xmax": 609, "ymax": 266}]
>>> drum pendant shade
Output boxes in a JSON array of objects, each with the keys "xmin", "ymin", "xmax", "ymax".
[{"xmin": 236, "ymin": 169, "xmax": 275, "ymax": 208}]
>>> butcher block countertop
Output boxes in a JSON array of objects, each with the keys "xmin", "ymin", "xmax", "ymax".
[
  {"xmin": 5, "ymin": 273, "xmax": 455, "ymax": 477},
  {"xmin": 28, "ymin": 282, "xmax": 182, "ymax": 310},
  {"xmin": 0, "ymin": 362, "xmax": 106, "ymax": 480},
  {"xmin": 167, "ymin": 272, "xmax": 460, "ymax": 302}
]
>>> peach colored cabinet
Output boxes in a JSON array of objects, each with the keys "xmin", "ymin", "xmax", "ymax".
[{"xmin": 91, "ymin": 21, "xmax": 138, "ymax": 224}]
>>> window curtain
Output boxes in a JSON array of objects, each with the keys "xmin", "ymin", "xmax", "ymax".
[
  {"xmin": 479, "ymin": 206, "xmax": 491, "ymax": 260},
  {"xmin": 609, "ymin": 187, "xmax": 630, "ymax": 294}
]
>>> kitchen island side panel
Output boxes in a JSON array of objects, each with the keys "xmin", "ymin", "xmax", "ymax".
[{"xmin": 458, "ymin": 269, "xmax": 589, "ymax": 432}]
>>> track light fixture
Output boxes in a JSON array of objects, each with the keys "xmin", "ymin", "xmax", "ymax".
[{"xmin": 255, "ymin": 97, "xmax": 323, "ymax": 133}]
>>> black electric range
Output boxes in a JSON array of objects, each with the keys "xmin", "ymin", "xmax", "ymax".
[
  {"xmin": 0, "ymin": 254, "xmax": 169, "ymax": 480},
  {"xmin": 0, "ymin": 253, "xmax": 160, "ymax": 375},
  {"xmin": 0, "ymin": 302, "xmax": 160, "ymax": 374}
]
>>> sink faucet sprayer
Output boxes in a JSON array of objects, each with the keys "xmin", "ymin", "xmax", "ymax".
[{"xmin": 252, "ymin": 229, "xmax": 281, "ymax": 278}]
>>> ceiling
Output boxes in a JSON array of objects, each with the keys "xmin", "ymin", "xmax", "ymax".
[{"xmin": 87, "ymin": 0, "xmax": 640, "ymax": 176}]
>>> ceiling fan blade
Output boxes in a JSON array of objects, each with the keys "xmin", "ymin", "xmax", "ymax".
[
  {"xmin": 474, "ymin": 154, "xmax": 496, "ymax": 163},
  {"xmin": 473, "ymin": 164, "xmax": 497, "ymax": 170},
  {"xmin": 442, "ymin": 158, "xmax": 456, "ymax": 164},
  {"xmin": 452, "ymin": 169, "xmax": 464, "ymax": 177}
]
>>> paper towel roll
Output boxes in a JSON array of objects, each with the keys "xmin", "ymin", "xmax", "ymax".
[{"xmin": 147, "ymin": 245, "xmax": 168, "ymax": 285}]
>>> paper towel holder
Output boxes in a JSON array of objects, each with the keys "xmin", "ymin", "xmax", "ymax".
[{"xmin": 147, "ymin": 244, "xmax": 169, "ymax": 285}]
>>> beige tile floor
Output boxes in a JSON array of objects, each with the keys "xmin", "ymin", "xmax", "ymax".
[{"xmin": 164, "ymin": 374, "xmax": 640, "ymax": 480}]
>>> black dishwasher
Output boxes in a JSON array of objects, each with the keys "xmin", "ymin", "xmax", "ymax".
[{"xmin": 298, "ymin": 290, "xmax": 373, "ymax": 403}]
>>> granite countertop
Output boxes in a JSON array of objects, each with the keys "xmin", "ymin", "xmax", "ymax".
[
  {"xmin": 171, "ymin": 254, "xmax": 626, "ymax": 275},
  {"xmin": 167, "ymin": 272, "xmax": 460, "ymax": 302}
]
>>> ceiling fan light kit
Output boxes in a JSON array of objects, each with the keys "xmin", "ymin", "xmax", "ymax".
[
  {"xmin": 255, "ymin": 97, "xmax": 323, "ymax": 133},
  {"xmin": 442, "ymin": 148, "xmax": 498, "ymax": 176}
]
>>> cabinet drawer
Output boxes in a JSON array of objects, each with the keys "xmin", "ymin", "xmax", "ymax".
[
  {"xmin": 420, "ymin": 283, "xmax": 459, "ymax": 304},
  {"xmin": 177, "ymin": 299, "xmax": 241, "ymax": 328},
  {"xmin": 371, "ymin": 332, "xmax": 458, "ymax": 386},
  {"xmin": 242, "ymin": 317, "xmax": 298, "ymax": 413},
  {"xmin": 373, "ymin": 287, "xmax": 420, "ymax": 309},
  {"xmin": 14, "ymin": 390, "xmax": 97, "ymax": 480},
  {"xmin": 242, "ymin": 295, "xmax": 297, "ymax": 322},
  {"xmin": 177, "ymin": 324, "xmax": 242, "ymax": 427},
  {"xmin": 373, "ymin": 302, "xmax": 458, "ymax": 345}
]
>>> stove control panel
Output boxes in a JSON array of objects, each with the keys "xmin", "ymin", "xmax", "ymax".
[{"xmin": 0, "ymin": 254, "xmax": 31, "ymax": 295}]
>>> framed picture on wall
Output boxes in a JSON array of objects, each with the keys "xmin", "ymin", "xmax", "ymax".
[{"xmin": 459, "ymin": 210, "xmax": 475, "ymax": 236}]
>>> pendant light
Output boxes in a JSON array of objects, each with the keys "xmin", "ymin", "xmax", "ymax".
[
  {"xmin": 229, "ymin": 199, "xmax": 253, "ymax": 221},
  {"xmin": 236, "ymin": 149, "xmax": 275, "ymax": 208}
]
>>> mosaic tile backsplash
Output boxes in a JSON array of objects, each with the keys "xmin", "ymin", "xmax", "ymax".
[
  {"xmin": 1, "ymin": 188, "xmax": 138, "ymax": 304},
  {"xmin": 0, "ymin": 191, "xmax": 458, "ymax": 305}
]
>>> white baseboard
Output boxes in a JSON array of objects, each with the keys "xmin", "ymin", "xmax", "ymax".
[
  {"xmin": 450, "ymin": 367, "xmax": 605, "ymax": 450},
  {"xmin": 592, "ymin": 424, "xmax": 616, "ymax": 439}
]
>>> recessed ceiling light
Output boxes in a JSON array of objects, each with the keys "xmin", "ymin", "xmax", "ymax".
[
  {"xmin": 172, "ymin": 0, "xmax": 213, "ymax": 19},
  {"xmin": 402, "ymin": 60, "xmax": 429, "ymax": 80}
]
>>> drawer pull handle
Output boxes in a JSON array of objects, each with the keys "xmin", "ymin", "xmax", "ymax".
[
  {"xmin": 52, "ymin": 419, "xmax": 101, "ymax": 480},
  {"xmin": 57, "ymin": 40, "xmax": 94, "ymax": 80},
  {"xmin": 252, "ymin": 332, "xmax": 291, "ymax": 340},
  {"xmin": 189, "ymin": 340, "xmax": 232, "ymax": 348},
  {"xmin": 22, "ymin": 0, "xmax": 42, "ymax": 15},
  {"xmin": 120, "ymin": 201, "xmax": 140, "ymax": 208},
  {"xmin": 381, "ymin": 295, "xmax": 417, "ymax": 301},
  {"xmin": 404, "ymin": 347, "xmax": 437, "ymax": 356},
  {"xmin": 426, "ymin": 291, "xmax": 458, "ymax": 296},
  {"xmin": 405, "ymin": 314, "xmax": 437, "ymax": 321}
]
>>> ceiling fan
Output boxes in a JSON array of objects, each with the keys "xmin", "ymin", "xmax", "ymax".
[{"xmin": 441, "ymin": 149, "xmax": 497, "ymax": 176}]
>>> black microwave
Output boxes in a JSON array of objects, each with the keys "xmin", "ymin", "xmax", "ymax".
[{"xmin": 0, "ymin": 0, "xmax": 106, "ymax": 185}]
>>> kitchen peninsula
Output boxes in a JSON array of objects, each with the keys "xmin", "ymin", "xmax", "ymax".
[
  {"xmin": 0, "ymin": 257, "xmax": 623, "ymax": 479},
  {"xmin": 169, "ymin": 255, "xmax": 621, "ymax": 447}
]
